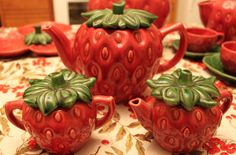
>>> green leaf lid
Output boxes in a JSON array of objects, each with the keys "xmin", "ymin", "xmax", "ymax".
[
  {"xmin": 81, "ymin": 1, "xmax": 157, "ymax": 29},
  {"xmin": 24, "ymin": 25, "xmax": 52, "ymax": 45},
  {"xmin": 23, "ymin": 69, "xmax": 96, "ymax": 115},
  {"xmin": 147, "ymin": 69, "xmax": 220, "ymax": 111}
]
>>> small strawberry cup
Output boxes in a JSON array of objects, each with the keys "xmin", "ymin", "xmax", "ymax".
[{"xmin": 129, "ymin": 69, "xmax": 233, "ymax": 154}]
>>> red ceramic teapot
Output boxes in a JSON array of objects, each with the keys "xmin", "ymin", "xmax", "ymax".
[
  {"xmin": 129, "ymin": 69, "xmax": 232, "ymax": 153},
  {"xmin": 44, "ymin": 2, "xmax": 187, "ymax": 103},
  {"xmin": 87, "ymin": 0, "xmax": 170, "ymax": 28},
  {"xmin": 4, "ymin": 70, "xmax": 115, "ymax": 154},
  {"xmin": 199, "ymin": 0, "xmax": 236, "ymax": 41}
]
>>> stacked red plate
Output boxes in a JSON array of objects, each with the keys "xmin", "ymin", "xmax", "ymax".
[
  {"xmin": 0, "ymin": 21, "xmax": 73, "ymax": 57},
  {"xmin": 0, "ymin": 28, "xmax": 28, "ymax": 57}
]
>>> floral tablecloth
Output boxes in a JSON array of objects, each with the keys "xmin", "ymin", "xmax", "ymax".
[{"xmin": 0, "ymin": 34, "xmax": 236, "ymax": 155}]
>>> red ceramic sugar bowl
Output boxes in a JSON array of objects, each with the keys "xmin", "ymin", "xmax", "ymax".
[
  {"xmin": 186, "ymin": 27, "xmax": 224, "ymax": 52},
  {"xmin": 129, "ymin": 69, "xmax": 232, "ymax": 153},
  {"xmin": 220, "ymin": 41, "xmax": 236, "ymax": 76},
  {"xmin": 43, "ymin": 2, "xmax": 187, "ymax": 103},
  {"xmin": 4, "ymin": 69, "xmax": 115, "ymax": 154}
]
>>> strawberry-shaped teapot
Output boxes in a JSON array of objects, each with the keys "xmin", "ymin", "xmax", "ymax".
[
  {"xmin": 87, "ymin": 0, "xmax": 170, "ymax": 28},
  {"xmin": 4, "ymin": 70, "xmax": 115, "ymax": 154},
  {"xmin": 199, "ymin": 0, "xmax": 236, "ymax": 41},
  {"xmin": 129, "ymin": 69, "xmax": 232, "ymax": 153},
  {"xmin": 44, "ymin": 2, "xmax": 187, "ymax": 103}
]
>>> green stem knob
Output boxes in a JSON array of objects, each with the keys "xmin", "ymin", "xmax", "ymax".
[
  {"xmin": 178, "ymin": 70, "xmax": 193, "ymax": 86},
  {"xmin": 113, "ymin": 1, "xmax": 125, "ymax": 14},
  {"xmin": 34, "ymin": 25, "xmax": 42, "ymax": 34},
  {"xmin": 51, "ymin": 72, "xmax": 66, "ymax": 88}
]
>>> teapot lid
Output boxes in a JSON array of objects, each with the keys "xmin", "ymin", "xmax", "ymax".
[
  {"xmin": 24, "ymin": 25, "xmax": 52, "ymax": 45},
  {"xmin": 23, "ymin": 69, "xmax": 96, "ymax": 115},
  {"xmin": 147, "ymin": 69, "xmax": 220, "ymax": 111},
  {"xmin": 81, "ymin": 1, "xmax": 157, "ymax": 29}
]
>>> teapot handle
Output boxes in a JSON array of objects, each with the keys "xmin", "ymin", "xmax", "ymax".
[
  {"xmin": 158, "ymin": 23, "xmax": 187, "ymax": 73},
  {"xmin": 92, "ymin": 95, "xmax": 115, "ymax": 129},
  {"xmin": 217, "ymin": 90, "xmax": 233, "ymax": 114},
  {"xmin": 4, "ymin": 100, "xmax": 26, "ymax": 130}
]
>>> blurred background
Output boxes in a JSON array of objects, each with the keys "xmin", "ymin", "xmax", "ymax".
[{"xmin": 0, "ymin": 0, "xmax": 202, "ymax": 27}]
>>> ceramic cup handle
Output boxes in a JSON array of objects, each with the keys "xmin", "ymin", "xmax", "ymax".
[
  {"xmin": 158, "ymin": 23, "xmax": 187, "ymax": 73},
  {"xmin": 4, "ymin": 100, "xmax": 25, "ymax": 130},
  {"xmin": 217, "ymin": 90, "xmax": 233, "ymax": 114},
  {"xmin": 216, "ymin": 32, "xmax": 225, "ymax": 45},
  {"xmin": 92, "ymin": 95, "xmax": 115, "ymax": 129}
]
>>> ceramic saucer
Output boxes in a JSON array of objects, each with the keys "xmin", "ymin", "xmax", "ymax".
[
  {"xmin": 0, "ymin": 22, "xmax": 73, "ymax": 57},
  {"xmin": 172, "ymin": 40, "xmax": 220, "ymax": 59},
  {"xmin": 203, "ymin": 53, "xmax": 236, "ymax": 82},
  {"xmin": 0, "ymin": 28, "xmax": 29, "ymax": 57}
]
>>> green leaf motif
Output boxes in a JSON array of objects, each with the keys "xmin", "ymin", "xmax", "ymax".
[
  {"xmin": 24, "ymin": 25, "xmax": 52, "ymax": 45},
  {"xmin": 147, "ymin": 69, "xmax": 220, "ymax": 111},
  {"xmin": 180, "ymin": 87, "xmax": 195, "ymax": 111},
  {"xmin": 81, "ymin": 2, "xmax": 157, "ymax": 29},
  {"xmin": 23, "ymin": 69, "xmax": 96, "ymax": 115},
  {"xmin": 162, "ymin": 87, "xmax": 180, "ymax": 106}
]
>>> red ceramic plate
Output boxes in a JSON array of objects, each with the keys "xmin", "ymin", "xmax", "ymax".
[
  {"xmin": 29, "ymin": 43, "xmax": 58, "ymax": 56},
  {"xmin": 0, "ymin": 28, "xmax": 29, "ymax": 57},
  {"xmin": 0, "ymin": 22, "xmax": 72, "ymax": 57},
  {"xmin": 17, "ymin": 21, "xmax": 72, "ymax": 56},
  {"xmin": 28, "ymin": 31, "xmax": 75, "ymax": 56}
]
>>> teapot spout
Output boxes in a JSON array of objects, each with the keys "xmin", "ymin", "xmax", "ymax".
[
  {"xmin": 43, "ymin": 25, "xmax": 74, "ymax": 70},
  {"xmin": 129, "ymin": 97, "xmax": 155, "ymax": 132},
  {"xmin": 198, "ymin": 0, "xmax": 213, "ymax": 26}
]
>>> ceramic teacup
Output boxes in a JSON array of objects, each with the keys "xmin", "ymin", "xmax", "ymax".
[
  {"xmin": 187, "ymin": 27, "xmax": 224, "ymax": 52},
  {"xmin": 220, "ymin": 41, "xmax": 236, "ymax": 76}
]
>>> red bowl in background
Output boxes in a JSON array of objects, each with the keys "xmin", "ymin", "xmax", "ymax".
[
  {"xmin": 187, "ymin": 27, "xmax": 224, "ymax": 53},
  {"xmin": 220, "ymin": 41, "xmax": 236, "ymax": 76}
]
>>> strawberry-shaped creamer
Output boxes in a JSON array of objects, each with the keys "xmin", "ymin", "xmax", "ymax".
[
  {"xmin": 129, "ymin": 69, "xmax": 232, "ymax": 153},
  {"xmin": 4, "ymin": 69, "xmax": 115, "ymax": 154},
  {"xmin": 44, "ymin": 2, "xmax": 187, "ymax": 103}
]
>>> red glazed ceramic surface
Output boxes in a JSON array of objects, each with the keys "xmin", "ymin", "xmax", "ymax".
[
  {"xmin": 87, "ymin": 0, "xmax": 170, "ymax": 28},
  {"xmin": 44, "ymin": 5, "xmax": 187, "ymax": 104},
  {"xmin": 220, "ymin": 41, "xmax": 236, "ymax": 76},
  {"xmin": 0, "ymin": 22, "xmax": 72, "ymax": 57},
  {"xmin": 199, "ymin": 0, "xmax": 236, "ymax": 41},
  {"xmin": 29, "ymin": 43, "xmax": 58, "ymax": 56},
  {"xmin": 187, "ymin": 27, "xmax": 224, "ymax": 52},
  {"xmin": 19, "ymin": 21, "xmax": 72, "ymax": 56},
  {"xmin": 44, "ymin": 23, "xmax": 187, "ymax": 103},
  {"xmin": 1, "ymin": 36, "xmax": 236, "ymax": 155},
  {"xmin": 4, "ymin": 96, "xmax": 115, "ymax": 154},
  {"xmin": 129, "ymin": 68, "xmax": 232, "ymax": 153},
  {"xmin": 0, "ymin": 28, "xmax": 28, "ymax": 57},
  {"xmin": 129, "ymin": 90, "xmax": 232, "ymax": 153}
]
